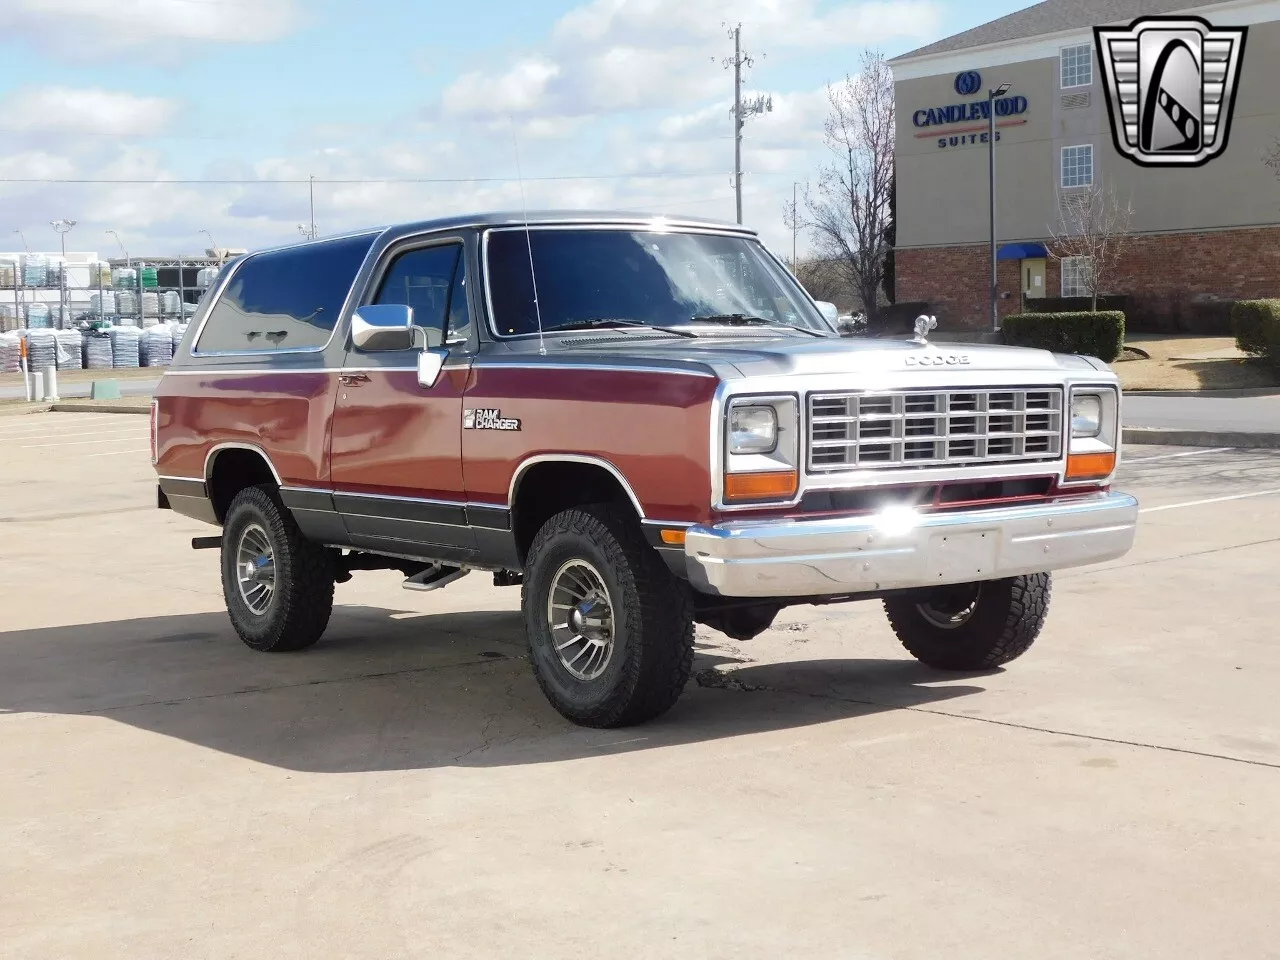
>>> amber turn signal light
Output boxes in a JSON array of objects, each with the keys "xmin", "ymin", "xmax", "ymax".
[
  {"xmin": 1066, "ymin": 451, "xmax": 1117, "ymax": 480},
  {"xmin": 659, "ymin": 528, "xmax": 687, "ymax": 546},
  {"xmin": 724, "ymin": 470, "xmax": 799, "ymax": 502}
]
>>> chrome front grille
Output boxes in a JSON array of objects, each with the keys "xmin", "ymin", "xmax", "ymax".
[{"xmin": 808, "ymin": 387, "xmax": 1063, "ymax": 472}]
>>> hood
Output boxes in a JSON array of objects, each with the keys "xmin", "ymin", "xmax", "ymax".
[{"xmin": 532, "ymin": 331, "xmax": 1105, "ymax": 380}]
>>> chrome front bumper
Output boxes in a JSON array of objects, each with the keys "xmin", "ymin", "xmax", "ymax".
[{"xmin": 683, "ymin": 492, "xmax": 1139, "ymax": 598}]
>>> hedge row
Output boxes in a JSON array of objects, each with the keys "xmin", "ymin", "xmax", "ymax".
[
  {"xmin": 1231, "ymin": 300, "xmax": 1280, "ymax": 367},
  {"xmin": 1001, "ymin": 311, "xmax": 1126, "ymax": 363}
]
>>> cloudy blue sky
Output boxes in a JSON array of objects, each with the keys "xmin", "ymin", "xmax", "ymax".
[{"xmin": 0, "ymin": 0, "xmax": 1026, "ymax": 259}]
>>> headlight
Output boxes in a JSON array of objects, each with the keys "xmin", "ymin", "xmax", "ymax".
[
  {"xmin": 1071, "ymin": 394, "xmax": 1102, "ymax": 438},
  {"xmin": 728, "ymin": 405, "xmax": 778, "ymax": 454}
]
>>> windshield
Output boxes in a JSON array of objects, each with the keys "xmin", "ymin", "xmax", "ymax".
[{"xmin": 484, "ymin": 227, "xmax": 832, "ymax": 337}]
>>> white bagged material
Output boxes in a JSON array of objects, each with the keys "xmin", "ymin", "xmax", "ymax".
[
  {"xmin": 26, "ymin": 302, "xmax": 51, "ymax": 328},
  {"xmin": 56, "ymin": 329, "xmax": 84, "ymax": 369},
  {"xmin": 141, "ymin": 325, "xmax": 174, "ymax": 367},
  {"xmin": 161, "ymin": 291, "xmax": 182, "ymax": 315},
  {"xmin": 24, "ymin": 328, "xmax": 58, "ymax": 370},
  {"xmin": 84, "ymin": 332, "xmax": 113, "ymax": 369},
  {"xmin": 23, "ymin": 254, "xmax": 48, "ymax": 287},
  {"xmin": 109, "ymin": 326, "xmax": 140, "ymax": 367},
  {"xmin": 0, "ymin": 331, "xmax": 20, "ymax": 373}
]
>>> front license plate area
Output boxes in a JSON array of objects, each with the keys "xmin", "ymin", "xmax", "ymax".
[{"xmin": 927, "ymin": 529, "xmax": 999, "ymax": 581}]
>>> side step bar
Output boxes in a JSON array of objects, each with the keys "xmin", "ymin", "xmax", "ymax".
[
  {"xmin": 403, "ymin": 563, "xmax": 470, "ymax": 592},
  {"xmin": 192, "ymin": 536, "xmax": 222, "ymax": 550}
]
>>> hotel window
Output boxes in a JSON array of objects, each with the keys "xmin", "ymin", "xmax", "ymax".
[
  {"xmin": 1061, "ymin": 144, "xmax": 1093, "ymax": 188},
  {"xmin": 1061, "ymin": 256, "xmax": 1093, "ymax": 298},
  {"xmin": 1061, "ymin": 43, "xmax": 1092, "ymax": 88}
]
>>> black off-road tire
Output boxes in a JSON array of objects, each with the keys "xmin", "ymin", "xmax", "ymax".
[
  {"xmin": 220, "ymin": 484, "xmax": 335, "ymax": 653},
  {"xmin": 883, "ymin": 573, "xmax": 1051, "ymax": 671},
  {"xmin": 522, "ymin": 505, "xmax": 695, "ymax": 728}
]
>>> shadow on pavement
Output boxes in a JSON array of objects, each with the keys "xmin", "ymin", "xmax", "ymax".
[{"xmin": 0, "ymin": 604, "xmax": 986, "ymax": 772}]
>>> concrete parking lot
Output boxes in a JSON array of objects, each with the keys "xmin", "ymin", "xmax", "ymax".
[{"xmin": 1, "ymin": 411, "xmax": 1278, "ymax": 959}]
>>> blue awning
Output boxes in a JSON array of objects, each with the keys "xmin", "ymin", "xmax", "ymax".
[{"xmin": 997, "ymin": 242, "xmax": 1049, "ymax": 261}]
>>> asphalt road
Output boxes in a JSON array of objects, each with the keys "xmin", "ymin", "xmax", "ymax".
[
  {"xmin": 1124, "ymin": 394, "xmax": 1280, "ymax": 432},
  {"xmin": 2, "ymin": 412, "xmax": 1279, "ymax": 958}
]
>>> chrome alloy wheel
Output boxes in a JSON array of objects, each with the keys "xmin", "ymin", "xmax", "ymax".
[
  {"xmin": 916, "ymin": 583, "xmax": 981, "ymax": 630},
  {"xmin": 236, "ymin": 523, "xmax": 277, "ymax": 616},
  {"xmin": 547, "ymin": 559, "xmax": 616, "ymax": 681}
]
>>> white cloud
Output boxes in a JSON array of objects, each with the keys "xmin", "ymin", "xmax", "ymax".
[
  {"xmin": 4, "ymin": 0, "xmax": 298, "ymax": 57},
  {"xmin": 439, "ymin": 0, "xmax": 938, "ymax": 121},
  {"xmin": 443, "ymin": 58, "xmax": 562, "ymax": 118},
  {"xmin": 0, "ymin": 87, "xmax": 178, "ymax": 137}
]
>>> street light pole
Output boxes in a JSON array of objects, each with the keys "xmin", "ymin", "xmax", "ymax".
[
  {"xmin": 988, "ymin": 82, "xmax": 1010, "ymax": 332},
  {"xmin": 50, "ymin": 219, "xmax": 76, "ymax": 327}
]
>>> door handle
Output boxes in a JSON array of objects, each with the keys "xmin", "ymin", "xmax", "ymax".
[{"xmin": 338, "ymin": 373, "xmax": 371, "ymax": 386}]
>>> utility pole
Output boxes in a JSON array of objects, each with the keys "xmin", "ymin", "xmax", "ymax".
[
  {"xmin": 987, "ymin": 81, "xmax": 1011, "ymax": 332},
  {"xmin": 724, "ymin": 23, "xmax": 771, "ymax": 225},
  {"xmin": 309, "ymin": 174, "xmax": 316, "ymax": 239},
  {"xmin": 792, "ymin": 181, "xmax": 799, "ymax": 269}
]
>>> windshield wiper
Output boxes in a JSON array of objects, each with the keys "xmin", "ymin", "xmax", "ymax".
[
  {"xmin": 689, "ymin": 314, "xmax": 826, "ymax": 337},
  {"xmin": 548, "ymin": 317, "xmax": 697, "ymax": 339}
]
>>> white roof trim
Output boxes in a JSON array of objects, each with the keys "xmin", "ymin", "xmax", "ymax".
[{"xmin": 891, "ymin": 0, "xmax": 1279, "ymax": 80}]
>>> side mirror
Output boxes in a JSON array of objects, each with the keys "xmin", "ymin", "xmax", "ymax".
[
  {"xmin": 417, "ymin": 348, "xmax": 449, "ymax": 389},
  {"xmin": 352, "ymin": 304, "xmax": 414, "ymax": 352},
  {"xmin": 815, "ymin": 301, "xmax": 839, "ymax": 323}
]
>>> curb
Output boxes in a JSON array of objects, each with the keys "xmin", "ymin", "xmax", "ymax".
[
  {"xmin": 49, "ymin": 403, "xmax": 150, "ymax": 415},
  {"xmin": 1123, "ymin": 427, "xmax": 1280, "ymax": 449}
]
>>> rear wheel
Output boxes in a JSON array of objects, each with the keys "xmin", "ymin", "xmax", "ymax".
[
  {"xmin": 522, "ymin": 505, "xmax": 694, "ymax": 728},
  {"xmin": 883, "ymin": 574, "xmax": 1051, "ymax": 670},
  {"xmin": 220, "ymin": 484, "xmax": 335, "ymax": 652}
]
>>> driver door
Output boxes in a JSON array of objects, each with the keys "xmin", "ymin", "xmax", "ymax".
[{"xmin": 328, "ymin": 236, "xmax": 476, "ymax": 560}]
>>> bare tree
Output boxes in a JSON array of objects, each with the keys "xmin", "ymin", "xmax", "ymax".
[
  {"xmin": 802, "ymin": 51, "xmax": 895, "ymax": 323},
  {"xmin": 1048, "ymin": 182, "xmax": 1134, "ymax": 311},
  {"xmin": 1266, "ymin": 139, "xmax": 1280, "ymax": 179},
  {"xmin": 790, "ymin": 256, "xmax": 854, "ymax": 309}
]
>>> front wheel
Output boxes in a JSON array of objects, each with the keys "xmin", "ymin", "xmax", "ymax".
[
  {"xmin": 522, "ymin": 505, "xmax": 695, "ymax": 728},
  {"xmin": 220, "ymin": 484, "xmax": 335, "ymax": 652},
  {"xmin": 883, "ymin": 574, "xmax": 1051, "ymax": 670}
]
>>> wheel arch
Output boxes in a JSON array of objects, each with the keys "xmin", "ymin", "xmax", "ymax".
[
  {"xmin": 509, "ymin": 455, "xmax": 646, "ymax": 564},
  {"xmin": 204, "ymin": 443, "xmax": 284, "ymax": 523}
]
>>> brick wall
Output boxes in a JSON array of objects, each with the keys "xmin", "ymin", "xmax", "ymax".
[{"xmin": 897, "ymin": 224, "xmax": 1280, "ymax": 330}]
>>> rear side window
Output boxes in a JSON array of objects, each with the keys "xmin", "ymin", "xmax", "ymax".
[{"xmin": 195, "ymin": 234, "xmax": 375, "ymax": 353}]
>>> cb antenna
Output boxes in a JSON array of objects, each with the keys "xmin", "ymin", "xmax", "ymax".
[{"xmin": 509, "ymin": 117, "xmax": 546, "ymax": 356}]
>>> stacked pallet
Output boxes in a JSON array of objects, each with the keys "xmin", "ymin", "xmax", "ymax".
[{"xmin": 109, "ymin": 326, "xmax": 140, "ymax": 367}]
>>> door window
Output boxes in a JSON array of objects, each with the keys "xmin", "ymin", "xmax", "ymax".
[{"xmin": 374, "ymin": 243, "xmax": 470, "ymax": 345}]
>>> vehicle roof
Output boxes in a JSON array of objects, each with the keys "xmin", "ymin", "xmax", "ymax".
[{"xmin": 250, "ymin": 210, "xmax": 758, "ymax": 257}]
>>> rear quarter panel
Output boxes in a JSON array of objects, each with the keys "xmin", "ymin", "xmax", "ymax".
[{"xmin": 154, "ymin": 368, "xmax": 337, "ymax": 487}]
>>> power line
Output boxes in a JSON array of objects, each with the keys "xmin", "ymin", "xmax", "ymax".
[{"xmin": 0, "ymin": 172, "xmax": 752, "ymax": 185}]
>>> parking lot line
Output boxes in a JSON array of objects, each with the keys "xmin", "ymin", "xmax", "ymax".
[
  {"xmin": 1140, "ymin": 487, "xmax": 1280, "ymax": 513},
  {"xmin": 20, "ymin": 436, "xmax": 148, "ymax": 448},
  {"xmin": 1125, "ymin": 447, "xmax": 1234, "ymax": 463},
  {"xmin": 84, "ymin": 448, "xmax": 151, "ymax": 457},
  {"xmin": 0, "ymin": 427, "xmax": 146, "ymax": 443},
  {"xmin": 0, "ymin": 417, "xmax": 127, "ymax": 434}
]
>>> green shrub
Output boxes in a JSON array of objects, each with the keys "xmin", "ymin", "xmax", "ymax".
[
  {"xmin": 1231, "ymin": 300, "xmax": 1280, "ymax": 361},
  {"xmin": 1001, "ymin": 311, "xmax": 1126, "ymax": 363}
]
